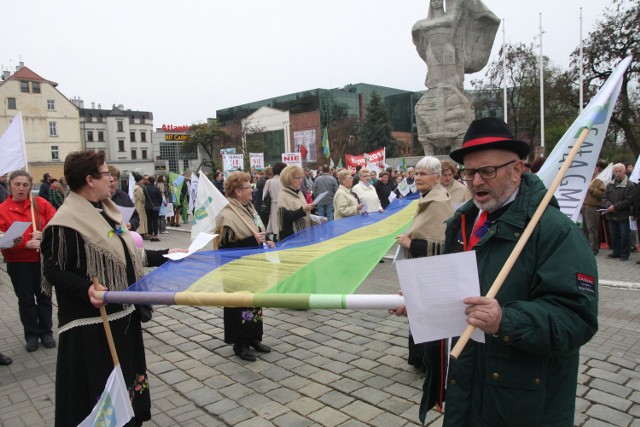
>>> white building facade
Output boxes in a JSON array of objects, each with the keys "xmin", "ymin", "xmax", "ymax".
[
  {"xmin": 0, "ymin": 63, "xmax": 81, "ymax": 180},
  {"xmin": 76, "ymin": 101, "xmax": 156, "ymax": 176}
]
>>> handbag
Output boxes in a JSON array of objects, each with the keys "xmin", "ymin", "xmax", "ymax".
[
  {"xmin": 135, "ymin": 304, "xmax": 153, "ymax": 323},
  {"xmin": 261, "ymin": 190, "xmax": 272, "ymax": 215}
]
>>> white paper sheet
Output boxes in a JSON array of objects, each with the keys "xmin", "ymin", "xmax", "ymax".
[
  {"xmin": 163, "ymin": 232, "xmax": 216, "ymax": 260},
  {"xmin": 0, "ymin": 221, "xmax": 31, "ymax": 249},
  {"xmin": 312, "ymin": 191, "xmax": 328, "ymax": 206},
  {"xmin": 116, "ymin": 205, "xmax": 136, "ymax": 224},
  {"xmin": 388, "ymin": 192, "xmax": 397, "ymax": 204},
  {"xmin": 396, "ymin": 251, "xmax": 485, "ymax": 344}
]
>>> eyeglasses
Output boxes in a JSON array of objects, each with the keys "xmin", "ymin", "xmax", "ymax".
[
  {"xmin": 97, "ymin": 171, "xmax": 112, "ymax": 178},
  {"xmin": 460, "ymin": 160, "xmax": 515, "ymax": 181},
  {"xmin": 292, "ymin": 176, "xmax": 304, "ymax": 180}
]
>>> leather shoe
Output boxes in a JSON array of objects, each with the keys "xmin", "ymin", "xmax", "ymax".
[
  {"xmin": 251, "ymin": 340, "xmax": 271, "ymax": 353},
  {"xmin": 0, "ymin": 353, "xmax": 12, "ymax": 365},
  {"xmin": 41, "ymin": 335, "xmax": 56, "ymax": 348},
  {"xmin": 25, "ymin": 337, "xmax": 39, "ymax": 352},
  {"xmin": 620, "ymin": 256, "xmax": 629, "ymax": 261},
  {"xmin": 607, "ymin": 254, "xmax": 620, "ymax": 259},
  {"xmin": 233, "ymin": 344, "xmax": 256, "ymax": 361}
]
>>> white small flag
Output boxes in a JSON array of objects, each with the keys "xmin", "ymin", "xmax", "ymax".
[
  {"xmin": 128, "ymin": 173, "xmax": 136, "ymax": 202},
  {"xmin": 78, "ymin": 365, "xmax": 134, "ymax": 427},
  {"xmin": 0, "ymin": 112, "xmax": 28, "ymax": 176},
  {"xmin": 189, "ymin": 172, "xmax": 198, "ymax": 214},
  {"xmin": 191, "ymin": 171, "xmax": 229, "ymax": 241}
]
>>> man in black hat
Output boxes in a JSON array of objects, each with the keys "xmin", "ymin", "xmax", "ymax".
[{"xmin": 420, "ymin": 117, "xmax": 598, "ymax": 426}]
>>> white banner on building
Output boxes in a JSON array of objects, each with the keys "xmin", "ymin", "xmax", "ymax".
[
  {"xmin": 282, "ymin": 152, "xmax": 302, "ymax": 167},
  {"xmin": 222, "ymin": 154, "xmax": 244, "ymax": 177},
  {"xmin": 250, "ymin": 153, "xmax": 264, "ymax": 170},
  {"xmin": 293, "ymin": 129, "xmax": 316, "ymax": 163}
]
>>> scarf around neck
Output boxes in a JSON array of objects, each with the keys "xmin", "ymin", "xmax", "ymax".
[
  {"xmin": 278, "ymin": 187, "xmax": 310, "ymax": 235},
  {"xmin": 42, "ymin": 191, "xmax": 146, "ymax": 295},
  {"xmin": 215, "ymin": 197, "xmax": 264, "ymax": 241}
]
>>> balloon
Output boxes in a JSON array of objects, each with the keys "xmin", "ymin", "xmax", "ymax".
[{"xmin": 129, "ymin": 231, "xmax": 144, "ymax": 249}]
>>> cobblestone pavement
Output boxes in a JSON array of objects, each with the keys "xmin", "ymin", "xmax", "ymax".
[{"xmin": 1, "ymin": 224, "xmax": 639, "ymax": 426}]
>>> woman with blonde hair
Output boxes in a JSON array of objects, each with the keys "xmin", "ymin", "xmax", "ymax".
[
  {"xmin": 334, "ymin": 169, "xmax": 364, "ymax": 220},
  {"xmin": 277, "ymin": 165, "xmax": 314, "ymax": 241},
  {"xmin": 440, "ymin": 159, "xmax": 470, "ymax": 204},
  {"xmin": 215, "ymin": 172, "xmax": 275, "ymax": 361},
  {"xmin": 351, "ymin": 167, "xmax": 383, "ymax": 213}
]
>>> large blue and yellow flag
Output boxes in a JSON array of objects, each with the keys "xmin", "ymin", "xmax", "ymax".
[{"xmin": 108, "ymin": 194, "xmax": 419, "ymax": 309}]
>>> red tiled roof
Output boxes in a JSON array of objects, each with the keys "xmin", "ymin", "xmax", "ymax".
[{"xmin": 5, "ymin": 66, "xmax": 58, "ymax": 87}]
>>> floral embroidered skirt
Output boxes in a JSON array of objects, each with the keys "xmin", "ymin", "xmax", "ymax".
[
  {"xmin": 224, "ymin": 307, "xmax": 264, "ymax": 345},
  {"xmin": 55, "ymin": 312, "xmax": 151, "ymax": 427}
]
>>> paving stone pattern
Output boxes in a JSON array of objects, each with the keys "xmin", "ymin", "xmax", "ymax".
[{"xmin": 1, "ymin": 227, "xmax": 639, "ymax": 426}]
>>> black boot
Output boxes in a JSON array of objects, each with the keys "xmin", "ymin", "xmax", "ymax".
[
  {"xmin": 250, "ymin": 340, "xmax": 271, "ymax": 353},
  {"xmin": 233, "ymin": 344, "xmax": 256, "ymax": 361}
]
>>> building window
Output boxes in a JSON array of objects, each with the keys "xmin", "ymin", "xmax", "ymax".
[
  {"xmin": 140, "ymin": 131, "xmax": 146, "ymax": 142},
  {"xmin": 8, "ymin": 98, "xmax": 16, "ymax": 109},
  {"xmin": 87, "ymin": 131, "xmax": 94, "ymax": 142},
  {"xmin": 49, "ymin": 122, "xmax": 58, "ymax": 137},
  {"xmin": 86, "ymin": 114, "xmax": 92, "ymax": 122},
  {"xmin": 32, "ymin": 82, "xmax": 41, "ymax": 93},
  {"xmin": 118, "ymin": 140, "xmax": 125, "ymax": 152},
  {"xmin": 47, "ymin": 99, "xmax": 55, "ymax": 110},
  {"xmin": 130, "ymin": 131, "xmax": 136, "ymax": 142},
  {"xmin": 117, "ymin": 121, "xmax": 124, "ymax": 132},
  {"xmin": 98, "ymin": 131, "xmax": 105, "ymax": 142},
  {"xmin": 51, "ymin": 145, "xmax": 59, "ymax": 160},
  {"xmin": 131, "ymin": 150, "xmax": 137, "ymax": 160},
  {"xmin": 140, "ymin": 116, "xmax": 145, "ymax": 124},
  {"xmin": 20, "ymin": 81, "xmax": 29, "ymax": 93},
  {"xmin": 98, "ymin": 114, "xmax": 103, "ymax": 123},
  {"xmin": 141, "ymin": 149, "xmax": 148, "ymax": 159},
  {"xmin": 129, "ymin": 115, "xmax": 135, "ymax": 124}
]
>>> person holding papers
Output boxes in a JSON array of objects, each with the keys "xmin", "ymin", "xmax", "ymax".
[
  {"xmin": 394, "ymin": 156, "xmax": 453, "ymax": 410},
  {"xmin": 41, "ymin": 150, "xmax": 185, "ymax": 427},
  {"xmin": 215, "ymin": 172, "xmax": 275, "ymax": 362},
  {"xmin": 277, "ymin": 165, "xmax": 314, "ymax": 241},
  {"xmin": 333, "ymin": 170, "xmax": 364, "ymax": 220},
  {"xmin": 393, "ymin": 118, "xmax": 598, "ymax": 426},
  {"xmin": 312, "ymin": 165, "xmax": 338, "ymax": 221},
  {"xmin": 440, "ymin": 159, "xmax": 470, "ymax": 205},
  {"xmin": 0, "ymin": 170, "xmax": 56, "ymax": 353},
  {"xmin": 352, "ymin": 167, "xmax": 384, "ymax": 213}
]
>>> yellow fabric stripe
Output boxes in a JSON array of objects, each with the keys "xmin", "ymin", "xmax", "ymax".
[{"xmin": 185, "ymin": 201, "xmax": 417, "ymax": 294}]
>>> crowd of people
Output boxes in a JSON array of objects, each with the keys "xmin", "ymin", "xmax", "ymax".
[{"xmin": 0, "ymin": 116, "xmax": 619, "ymax": 426}]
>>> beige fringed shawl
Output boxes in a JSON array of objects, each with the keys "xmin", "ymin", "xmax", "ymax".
[
  {"xmin": 405, "ymin": 185, "xmax": 454, "ymax": 257},
  {"xmin": 277, "ymin": 187, "xmax": 310, "ymax": 235},
  {"xmin": 42, "ymin": 192, "xmax": 146, "ymax": 295},
  {"xmin": 215, "ymin": 198, "xmax": 264, "ymax": 244}
]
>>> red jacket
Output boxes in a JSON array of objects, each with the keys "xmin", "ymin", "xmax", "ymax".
[{"xmin": 0, "ymin": 195, "xmax": 56, "ymax": 263}]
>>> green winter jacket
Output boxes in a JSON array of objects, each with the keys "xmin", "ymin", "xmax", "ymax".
[{"xmin": 441, "ymin": 173, "xmax": 598, "ymax": 427}]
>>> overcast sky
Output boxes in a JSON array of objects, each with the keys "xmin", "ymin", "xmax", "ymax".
[{"xmin": 2, "ymin": 0, "xmax": 612, "ymax": 126}]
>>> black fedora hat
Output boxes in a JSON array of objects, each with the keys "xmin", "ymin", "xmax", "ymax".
[{"xmin": 449, "ymin": 117, "xmax": 530, "ymax": 164}]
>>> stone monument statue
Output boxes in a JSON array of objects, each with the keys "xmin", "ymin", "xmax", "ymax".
[{"xmin": 413, "ymin": 0, "xmax": 500, "ymax": 156}]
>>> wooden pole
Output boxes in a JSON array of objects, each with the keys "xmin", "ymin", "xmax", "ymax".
[
  {"xmin": 29, "ymin": 192, "xmax": 37, "ymax": 231},
  {"xmin": 92, "ymin": 277, "xmax": 120, "ymax": 366},
  {"xmin": 450, "ymin": 126, "xmax": 592, "ymax": 359}
]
